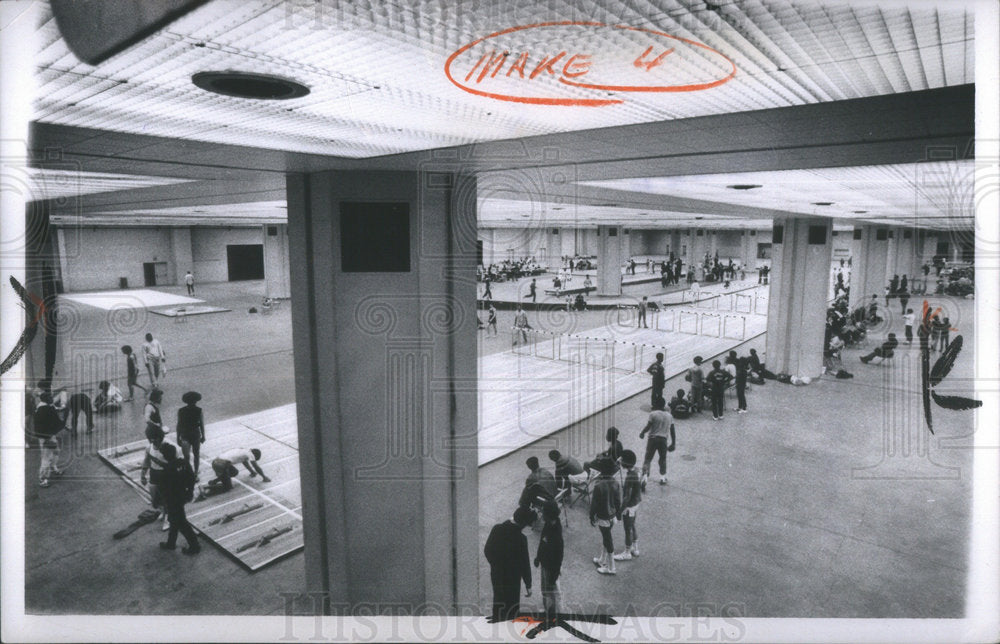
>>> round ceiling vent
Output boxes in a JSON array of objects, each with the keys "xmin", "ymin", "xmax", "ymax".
[{"xmin": 192, "ymin": 71, "xmax": 310, "ymax": 100}]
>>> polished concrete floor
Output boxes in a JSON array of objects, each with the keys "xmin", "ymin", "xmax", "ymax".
[{"xmin": 22, "ymin": 281, "xmax": 976, "ymax": 617}]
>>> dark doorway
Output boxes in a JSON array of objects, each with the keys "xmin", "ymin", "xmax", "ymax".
[
  {"xmin": 143, "ymin": 263, "xmax": 156, "ymax": 286},
  {"xmin": 227, "ymin": 244, "xmax": 265, "ymax": 281}
]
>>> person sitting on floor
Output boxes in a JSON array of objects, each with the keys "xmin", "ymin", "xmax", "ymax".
[
  {"xmin": 860, "ymin": 333, "xmax": 898, "ymax": 364},
  {"xmin": 518, "ymin": 456, "xmax": 558, "ymax": 508},
  {"xmin": 668, "ymin": 388, "xmax": 693, "ymax": 419},
  {"xmin": 548, "ymin": 450, "xmax": 585, "ymax": 494},
  {"xmin": 94, "ymin": 380, "xmax": 124, "ymax": 413}
]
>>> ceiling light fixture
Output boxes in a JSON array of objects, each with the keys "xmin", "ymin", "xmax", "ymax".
[
  {"xmin": 853, "ymin": 210, "xmax": 868, "ymax": 214},
  {"xmin": 812, "ymin": 202, "xmax": 834, "ymax": 206},
  {"xmin": 192, "ymin": 71, "xmax": 310, "ymax": 100},
  {"xmin": 727, "ymin": 184, "xmax": 762, "ymax": 190}
]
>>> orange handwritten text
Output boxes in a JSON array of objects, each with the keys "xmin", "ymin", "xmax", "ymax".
[{"xmin": 444, "ymin": 22, "xmax": 736, "ymax": 106}]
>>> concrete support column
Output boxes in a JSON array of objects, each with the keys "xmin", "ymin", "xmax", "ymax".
[
  {"xmin": 596, "ymin": 225, "xmax": 622, "ymax": 295},
  {"xmin": 263, "ymin": 223, "xmax": 291, "ymax": 299},
  {"xmin": 286, "ymin": 169, "xmax": 478, "ymax": 612},
  {"xmin": 740, "ymin": 230, "xmax": 755, "ymax": 268},
  {"xmin": 689, "ymin": 229, "xmax": 708, "ymax": 277},
  {"xmin": 560, "ymin": 227, "xmax": 575, "ymax": 258},
  {"xmin": 849, "ymin": 225, "xmax": 890, "ymax": 312},
  {"xmin": 669, "ymin": 231, "xmax": 681, "ymax": 258},
  {"xmin": 888, "ymin": 228, "xmax": 919, "ymax": 285},
  {"xmin": 708, "ymin": 229, "xmax": 718, "ymax": 258},
  {"xmin": 544, "ymin": 227, "xmax": 561, "ymax": 270},
  {"xmin": 764, "ymin": 218, "xmax": 833, "ymax": 379},
  {"xmin": 170, "ymin": 227, "xmax": 193, "ymax": 286}
]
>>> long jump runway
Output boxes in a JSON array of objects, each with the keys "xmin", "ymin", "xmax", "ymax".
[
  {"xmin": 99, "ymin": 403, "xmax": 302, "ymax": 571},
  {"xmin": 478, "ymin": 286, "xmax": 769, "ymax": 465}
]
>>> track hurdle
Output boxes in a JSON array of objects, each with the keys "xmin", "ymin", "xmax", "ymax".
[
  {"xmin": 699, "ymin": 312, "xmax": 723, "ymax": 338},
  {"xmin": 678, "ymin": 310, "xmax": 699, "ymax": 334},
  {"xmin": 723, "ymin": 314, "xmax": 747, "ymax": 340}
]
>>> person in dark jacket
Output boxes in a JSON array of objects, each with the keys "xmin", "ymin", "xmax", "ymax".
[
  {"xmin": 735, "ymin": 357, "xmax": 749, "ymax": 414},
  {"xmin": 614, "ymin": 450, "xmax": 642, "ymax": 561},
  {"xmin": 518, "ymin": 456, "xmax": 558, "ymax": 508},
  {"xmin": 176, "ymin": 391, "xmax": 205, "ymax": 475},
  {"xmin": 484, "ymin": 506, "xmax": 535, "ymax": 621},
  {"xmin": 860, "ymin": 333, "xmax": 899, "ymax": 364},
  {"xmin": 33, "ymin": 392, "xmax": 64, "ymax": 487},
  {"xmin": 67, "ymin": 391, "xmax": 94, "ymax": 434},
  {"xmin": 548, "ymin": 450, "xmax": 584, "ymax": 494},
  {"xmin": 534, "ymin": 500, "xmax": 563, "ymax": 624},
  {"xmin": 705, "ymin": 360, "xmax": 732, "ymax": 420},
  {"xmin": 646, "ymin": 352, "xmax": 666, "ymax": 409},
  {"xmin": 668, "ymin": 389, "xmax": 693, "ymax": 419},
  {"xmin": 589, "ymin": 458, "xmax": 622, "ymax": 575},
  {"xmin": 585, "ymin": 427, "xmax": 623, "ymax": 475},
  {"xmin": 157, "ymin": 442, "xmax": 201, "ymax": 554}
]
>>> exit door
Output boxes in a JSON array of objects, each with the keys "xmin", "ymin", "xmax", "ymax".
[{"xmin": 142, "ymin": 262, "xmax": 169, "ymax": 286}]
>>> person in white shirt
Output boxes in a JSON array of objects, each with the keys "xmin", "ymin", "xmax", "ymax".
[
  {"xmin": 141, "ymin": 333, "xmax": 166, "ymax": 385},
  {"xmin": 903, "ymin": 308, "xmax": 915, "ymax": 344},
  {"xmin": 184, "ymin": 270, "xmax": 195, "ymax": 295}
]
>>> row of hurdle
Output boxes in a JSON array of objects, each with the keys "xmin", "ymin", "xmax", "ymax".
[
  {"xmin": 677, "ymin": 290, "xmax": 769, "ymax": 314},
  {"xmin": 617, "ymin": 307, "xmax": 748, "ymax": 341}
]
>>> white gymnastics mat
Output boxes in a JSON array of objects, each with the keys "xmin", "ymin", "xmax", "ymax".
[{"xmin": 61, "ymin": 289, "xmax": 204, "ymax": 310}]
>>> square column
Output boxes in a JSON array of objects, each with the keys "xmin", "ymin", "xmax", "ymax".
[
  {"xmin": 286, "ymin": 170, "xmax": 478, "ymax": 612},
  {"xmin": 263, "ymin": 223, "xmax": 291, "ymax": 299},
  {"xmin": 596, "ymin": 225, "xmax": 622, "ymax": 295},
  {"xmin": 764, "ymin": 218, "xmax": 833, "ymax": 378},
  {"xmin": 849, "ymin": 225, "xmax": 889, "ymax": 312},
  {"xmin": 170, "ymin": 227, "xmax": 193, "ymax": 286}
]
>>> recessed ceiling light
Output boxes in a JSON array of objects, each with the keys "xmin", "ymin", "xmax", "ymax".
[
  {"xmin": 853, "ymin": 210, "xmax": 868, "ymax": 214},
  {"xmin": 727, "ymin": 184, "xmax": 762, "ymax": 190},
  {"xmin": 192, "ymin": 71, "xmax": 310, "ymax": 100},
  {"xmin": 812, "ymin": 202, "xmax": 834, "ymax": 206}
]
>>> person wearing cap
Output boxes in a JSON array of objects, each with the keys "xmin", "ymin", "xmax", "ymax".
[
  {"xmin": 686, "ymin": 356, "xmax": 705, "ymax": 412},
  {"xmin": 203, "ymin": 447, "xmax": 271, "ymax": 495},
  {"xmin": 639, "ymin": 398, "xmax": 675, "ymax": 486},
  {"xmin": 518, "ymin": 456, "xmax": 557, "ymax": 509},
  {"xmin": 534, "ymin": 500, "xmax": 563, "ymax": 624},
  {"xmin": 176, "ymin": 392, "xmax": 206, "ymax": 476},
  {"xmin": 94, "ymin": 380, "xmax": 124, "ymax": 414},
  {"xmin": 614, "ymin": 450, "xmax": 642, "ymax": 561},
  {"xmin": 484, "ymin": 506, "xmax": 535, "ymax": 621},
  {"xmin": 590, "ymin": 458, "xmax": 622, "ymax": 575},
  {"xmin": 548, "ymin": 450, "xmax": 584, "ymax": 494},
  {"xmin": 144, "ymin": 388, "xmax": 167, "ymax": 441}
]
